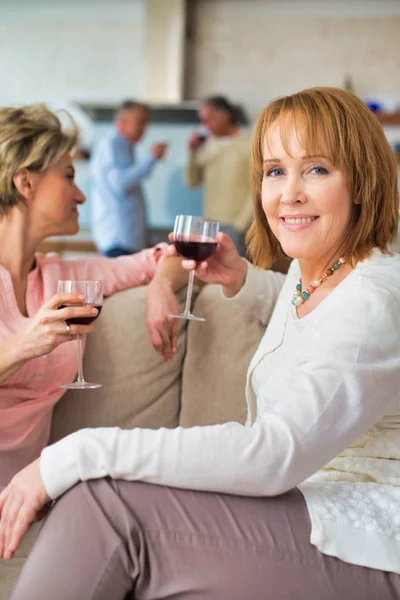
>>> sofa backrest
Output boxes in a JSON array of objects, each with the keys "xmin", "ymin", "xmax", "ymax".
[
  {"xmin": 50, "ymin": 284, "xmax": 266, "ymax": 443},
  {"xmin": 180, "ymin": 284, "xmax": 265, "ymax": 426},
  {"xmin": 50, "ymin": 286, "xmax": 188, "ymax": 443}
]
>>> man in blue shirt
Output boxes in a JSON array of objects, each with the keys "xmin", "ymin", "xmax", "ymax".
[{"xmin": 90, "ymin": 100, "xmax": 167, "ymax": 257}]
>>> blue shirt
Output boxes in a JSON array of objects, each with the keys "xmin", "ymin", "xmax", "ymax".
[{"xmin": 90, "ymin": 129, "xmax": 157, "ymax": 253}]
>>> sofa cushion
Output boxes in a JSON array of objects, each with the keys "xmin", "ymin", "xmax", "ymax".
[
  {"xmin": 180, "ymin": 284, "xmax": 265, "ymax": 427},
  {"xmin": 50, "ymin": 286, "xmax": 189, "ymax": 443}
]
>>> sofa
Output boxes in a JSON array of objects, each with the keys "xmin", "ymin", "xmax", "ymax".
[{"xmin": 0, "ymin": 282, "xmax": 267, "ymax": 599}]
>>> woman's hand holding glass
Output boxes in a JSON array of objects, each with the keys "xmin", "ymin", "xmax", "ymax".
[
  {"xmin": 170, "ymin": 231, "xmax": 248, "ymax": 298},
  {"xmin": 13, "ymin": 292, "xmax": 98, "ymax": 362},
  {"xmin": 57, "ymin": 280, "xmax": 103, "ymax": 390},
  {"xmin": 168, "ymin": 216, "xmax": 220, "ymax": 322}
]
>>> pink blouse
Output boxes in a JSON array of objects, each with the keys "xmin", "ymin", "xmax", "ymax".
[{"xmin": 0, "ymin": 246, "xmax": 167, "ymax": 489}]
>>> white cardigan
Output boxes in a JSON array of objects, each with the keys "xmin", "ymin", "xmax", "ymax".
[{"xmin": 41, "ymin": 250, "xmax": 400, "ymax": 573}]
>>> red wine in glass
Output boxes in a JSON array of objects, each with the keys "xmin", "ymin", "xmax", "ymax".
[
  {"xmin": 168, "ymin": 216, "xmax": 220, "ymax": 322},
  {"xmin": 59, "ymin": 304, "xmax": 103, "ymax": 325},
  {"xmin": 57, "ymin": 279, "xmax": 103, "ymax": 390},
  {"xmin": 174, "ymin": 239, "xmax": 217, "ymax": 263}
]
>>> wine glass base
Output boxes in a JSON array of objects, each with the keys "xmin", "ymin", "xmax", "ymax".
[
  {"xmin": 168, "ymin": 313, "xmax": 205, "ymax": 322},
  {"xmin": 60, "ymin": 381, "xmax": 102, "ymax": 390}
]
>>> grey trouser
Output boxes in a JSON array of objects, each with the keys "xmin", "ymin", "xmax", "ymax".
[{"xmin": 11, "ymin": 479, "xmax": 400, "ymax": 600}]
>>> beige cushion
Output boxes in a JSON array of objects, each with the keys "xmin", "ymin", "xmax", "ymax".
[
  {"xmin": 180, "ymin": 285, "xmax": 265, "ymax": 427},
  {"xmin": 50, "ymin": 286, "xmax": 189, "ymax": 443}
]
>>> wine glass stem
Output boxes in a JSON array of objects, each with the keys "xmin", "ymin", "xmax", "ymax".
[
  {"xmin": 76, "ymin": 333, "xmax": 85, "ymax": 383},
  {"xmin": 183, "ymin": 269, "xmax": 195, "ymax": 316}
]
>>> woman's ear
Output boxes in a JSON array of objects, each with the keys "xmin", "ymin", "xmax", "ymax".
[
  {"xmin": 13, "ymin": 168, "xmax": 39, "ymax": 201},
  {"xmin": 353, "ymin": 198, "xmax": 361, "ymax": 205}
]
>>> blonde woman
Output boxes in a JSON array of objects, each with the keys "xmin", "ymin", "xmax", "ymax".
[
  {"xmin": 5, "ymin": 88, "xmax": 400, "ymax": 599},
  {"xmin": 0, "ymin": 105, "xmax": 185, "ymax": 491}
]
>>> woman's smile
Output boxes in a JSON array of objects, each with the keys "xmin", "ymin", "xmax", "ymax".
[{"xmin": 280, "ymin": 214, "xmax": 319, "ymax": 231}]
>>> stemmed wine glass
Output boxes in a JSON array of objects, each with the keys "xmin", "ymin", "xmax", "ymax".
[
  {"xmin": 168, "ymin": 215, "xmax": 220, "ymax": 322},
  {"xmin": 57, "ymin": 280, "xmax": 103, "ymax": 389}
]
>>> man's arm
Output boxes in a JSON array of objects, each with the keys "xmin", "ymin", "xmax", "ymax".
[
  {"xmin": 105, "ymin": 153, "xmax": 157, "ymax": 195},
  {"xmin": 94, "ymin": 138, "xmax": 167, "ymax": 196}
]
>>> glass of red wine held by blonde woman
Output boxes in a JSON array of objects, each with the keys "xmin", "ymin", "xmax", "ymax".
[
  {"xmin": 168, "ymin": 215, "xmax": 220, "ymax": 322},
  {"xmin": 57, "ymin": 280, "xmax": 103, "ymax": 389}
]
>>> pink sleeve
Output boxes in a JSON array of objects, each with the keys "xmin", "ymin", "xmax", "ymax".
[{"xmin": 58, "ymin": 244, "xmax": 169, "ymax": 297}]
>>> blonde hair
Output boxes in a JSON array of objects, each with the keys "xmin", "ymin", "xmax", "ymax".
[
  {"xmin": 246, "ymin": 87, "xmax": 399, "ymax": 268},
  {"xmin": 0, "ymin": 104, "xmax": 78, "ymax": 216}
]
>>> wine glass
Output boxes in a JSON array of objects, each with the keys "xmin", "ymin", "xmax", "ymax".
[
  {"xmin": 168, "ymin": 215, "xmax": 220, "ymax": 322},
  {"xmin": 57, "ymin": 280, "xmax": 103, "ymax": 389}
]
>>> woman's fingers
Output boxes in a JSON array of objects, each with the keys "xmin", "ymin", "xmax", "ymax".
[
  {"xmin": 0, "ymin": 459, "xmax": 50, "ymax": 559},
  {"xmin": 38, "ymin": 318, "xmax": 94, "ymax": 340},
  {"xmin": 0, "ymin": 492, "xmax": 22, "ymax": 559},
  {"xmin": 194, "ymin": 261, "xmax": 209, "ymax": 275},
  {"xmin": 45, "ymin": 305, "xmax": 98, "ymax": 323},
  {"xmin": 157, "ymin": 321, "xmax": 174, "ymax": 362},
  {"xmin": 6, "ymin": 504, "xmax": 34, "ymax": 560},
  {"xmin": 181, "ymin": 259, "xmax": 197, "ymax": 271},
  {"xmin": 216, "ymin": 230, "xmax": 230, "ymax": 245},
  {"xmin": 2, "ymin": 493, "xmax": 22, "ymax": 560},
  {"xmin": 180, "ymin": 260, "xmax": 209, "ymax": 281},
  {"xmin": 148, "ymin": 316, "xmax": 176, "ymax": 362},
  {"xmin": 148, "ymin": 323, "xmax": 163, "ymax": 354},
  {"xmin": 46, "ymin": 292, "xmax": 85, "ymax": 310},
  {"xmin": 170, "ymin": 318, "xmax": 179, "ymax": 354},
  {"xmin": 147, "ymin": 316, "xmax": 167, "ymax": 355},
  {"xmin": 1, "ymin": 500, "xmax": 34, "ymax": 560},
  {"xmin": 54, "ymin": 323, "xmax": 95, "ymax": 337},
  {"xmin": 162, "ymin": 317, "xmax": 178, "ymax": 362}
]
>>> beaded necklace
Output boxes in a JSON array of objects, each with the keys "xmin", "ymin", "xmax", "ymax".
[{"xmin": 292, "ymin": 257, "xmax": 345, "ymax": 307}]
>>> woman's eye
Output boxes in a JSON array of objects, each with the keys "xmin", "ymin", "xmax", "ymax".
[
  {"xmin": 66, "ymin": 174, "xmax": 75, "ymax": 181},
  {"xmin": 266, "ymin": 168, "xmax": 284, "ymax": 177},
  {"xmin": 310, "ymin": 166, "xmax": 328, "ymax": 175}
]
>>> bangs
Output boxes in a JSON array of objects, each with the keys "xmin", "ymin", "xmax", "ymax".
[{"xmin": 258, "ymin": 94, "xmax": 348, "ymax": 171}]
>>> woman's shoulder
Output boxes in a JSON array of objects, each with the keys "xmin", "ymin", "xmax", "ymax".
[
  {"xmin": 289, "ymin": 250, "xmax": 398, "ymax": 339},
  {"xmin": 340, "ymin": 250, "xmax": 400, "ymax": 313},
  {"xmin": 357, "ymin": 250, "xmax": 400, "ymax": 292},
  {"xmin": 309, "ymin": 252, "xmax": 400, "ymax": 349},
  {"xmin": 35, "ymin": 252, "xmax": 88, "ymax": 279}
]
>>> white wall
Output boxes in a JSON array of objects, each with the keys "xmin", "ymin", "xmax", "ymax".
[
  {"xmin": 1, "ymin": 0, "xmax": 399, "ymax": 231},
  {"xmin": 186, "ymin": 0, "xmax": 400, "ymax": 119},
  {"xmin": 0, "ymin": 0, "xmax": 145, "ymax": 139},
  {"xmin": 2, "ymin": 0, "xmax": 399, "ymax": 122}
]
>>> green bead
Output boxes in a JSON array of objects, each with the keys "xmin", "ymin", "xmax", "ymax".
[
  {"xmin": 332, "ymin": 262, "xmax": 340, "ymax": 270},
  {"xmin": 296, "ymin": 283, "xmax": 302, "ymax": 291},
  {"xmin": 301, "ymin": 291, "xmax": 309, "ymax": 300}
]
